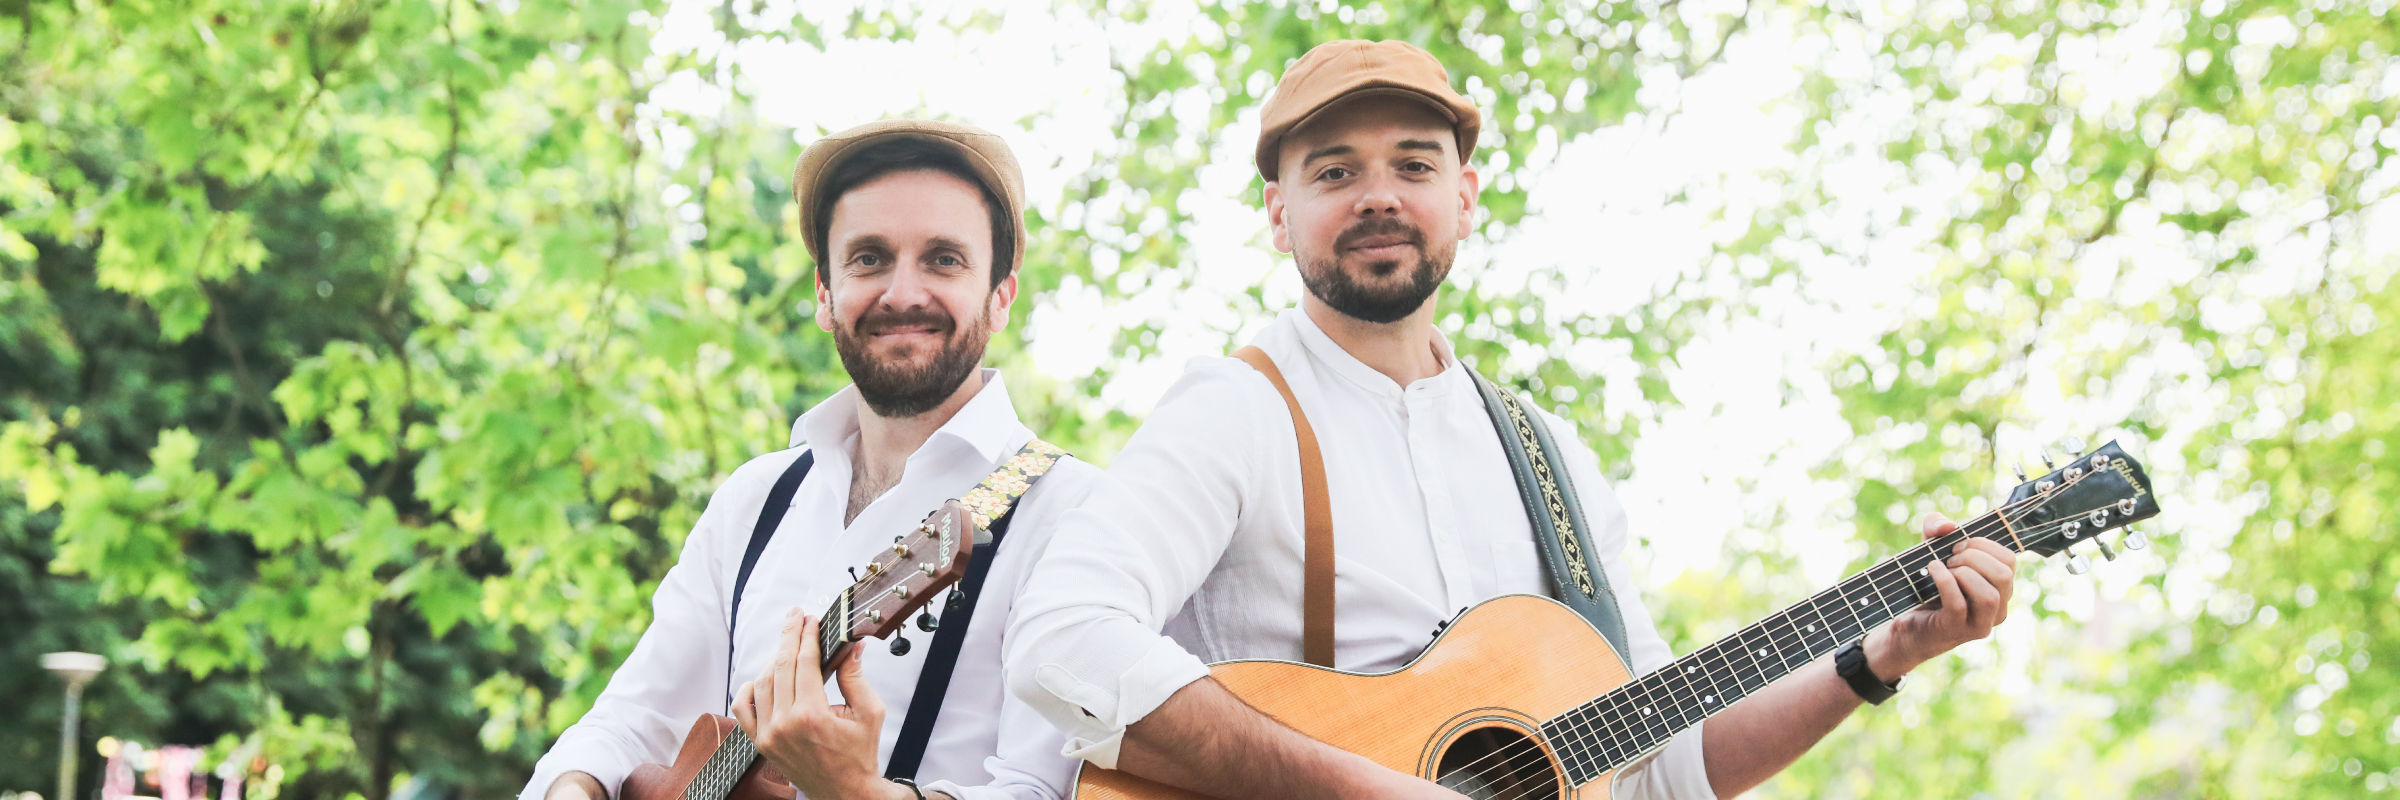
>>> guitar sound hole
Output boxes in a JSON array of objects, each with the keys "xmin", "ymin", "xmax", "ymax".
[{"xmin": 1433, "ymin": 726, "xmax": 1562, "ymax": 800}]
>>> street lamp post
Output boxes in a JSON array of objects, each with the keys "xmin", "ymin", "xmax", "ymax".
[{"xmin": 42, "ymin": 652, "xmax": 106, "ymax": 800}]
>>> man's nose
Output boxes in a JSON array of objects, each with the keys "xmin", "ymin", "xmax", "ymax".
[
  {"xmin": 878, "ymin": 254, "xmax": 935, "ymax": 308},
  {"xmin": 1353, "ymin": 172, "xmax": 1403, "ymax": 217}
]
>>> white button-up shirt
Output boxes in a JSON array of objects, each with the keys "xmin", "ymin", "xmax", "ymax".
[
  {"xmin": 522, "ymin": 370, "xmax": 1099, "ymax": 800},
  {"xmin": 1004, "ymin": 310, "xmax": 1711, "ymax": 800}
]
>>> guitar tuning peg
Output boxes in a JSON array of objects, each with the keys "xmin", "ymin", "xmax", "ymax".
[
  {"xmin": 2123, "ymin": 530, "xmax": 2148, "ymax": 550},
  {"xmin": 889, "ymin": 634, "xmax": 912, "ymax": 657},
  {"xmin": 916, "ymin": 610, "xmax": 939, "ymax": 632},
  {"xmin": 2065, "ymin": 553, "xmax": 2093, "ymax": 575},
  {"xmin": 2041, "ymin": 451, "xmax": 2057, "ymax": 470},
  {"xmin": 2097, "ymin": 539, "xmax": 2118, "ymax": 561},
  {"xmin": 2013, "ymin": 463, "xmax": 2028, "ymax": 482},
  {"xmin": 848, "ymin": 566, "xmax": 861, "ymax": 582}
]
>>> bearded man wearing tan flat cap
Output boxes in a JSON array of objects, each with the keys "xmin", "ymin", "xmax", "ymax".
[
  {"xmin": 1005, "ymin": 41, "xmax": 2019, "ymax": 800},
  {"xmin": 523, "ymin": 120, "xmax": 1102, "ymax": 800}
]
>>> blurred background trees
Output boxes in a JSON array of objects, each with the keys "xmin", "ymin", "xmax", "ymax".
[{"xmin": 1, "ymin": 0, "xmax": 2391, "ymax": 797}]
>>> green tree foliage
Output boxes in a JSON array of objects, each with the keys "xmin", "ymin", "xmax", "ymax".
[{"xmin": 3, "ymin": 0, "xmax": 2393, "ymax": 798}]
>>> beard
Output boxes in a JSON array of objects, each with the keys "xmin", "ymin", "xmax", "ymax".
[
  {"xmin": 1296, "ymin": 217, "xmax": 1453, "ymax": 324},
  {"xmin": 832, "ymin": 300, "xmax": 992, "ymax": 418}
]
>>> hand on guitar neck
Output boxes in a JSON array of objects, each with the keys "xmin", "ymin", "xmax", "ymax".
[{"xmin": 731, "ymin": 608, "xmax": 949, "ymax": 800}]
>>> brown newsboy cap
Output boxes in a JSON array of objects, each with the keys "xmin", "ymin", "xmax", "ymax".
[
  {"xmin": 1255, "ymin": 40, "xmax": 1482, "ymax": 182},
  {"xmin": 792, "ymin": 118, "xmax": 1027, "ymax": 271}
]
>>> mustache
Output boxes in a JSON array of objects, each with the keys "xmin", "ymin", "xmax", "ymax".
[
  {"xmin": 1333, "ymin": 218, "xmax": 1425, "ymax": 252},
  {"xmin": 851, "ymin": 305, "xmax": 957, "ymax": 336}
]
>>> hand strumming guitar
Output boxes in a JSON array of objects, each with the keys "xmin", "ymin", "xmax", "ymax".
[{"xmin": 733, "ymin": 608, "xmax": 949, "ymax": 800}]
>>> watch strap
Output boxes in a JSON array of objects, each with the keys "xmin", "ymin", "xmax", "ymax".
[{"xmin": 1836, "ymin": 640, "xmax": 1901, "ymax": 705}]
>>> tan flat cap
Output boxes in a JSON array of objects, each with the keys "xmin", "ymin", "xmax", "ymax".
[
  {"xmin": 792, "ymin": 118, "xmax": 1027, "ymax": 270},
  {"xmin": 1255, "ymin": 40, "xmax": 1482, "ymax": 181}
]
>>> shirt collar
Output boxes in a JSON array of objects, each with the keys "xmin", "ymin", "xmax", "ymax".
[
  {"xmin": 788, "ymin": 367, "xmax": 1026, "ymax": 467},
  {"xmin": 1283, "ymin": 308, "xmax": 1465, "ymax": 399}
]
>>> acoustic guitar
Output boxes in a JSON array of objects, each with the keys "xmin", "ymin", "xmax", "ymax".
[
  {"xmin": 1074, "ymin": 441, "xmax": 2162, "ymax": 800},
  {"xmin": 619, "ymin": 500, "xmax": 981, "ymax": 800}
]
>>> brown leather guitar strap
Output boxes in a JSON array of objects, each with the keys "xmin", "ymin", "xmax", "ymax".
[{"xmin": 1231, "ymin": 346, "xmax": 1336, "ymax": 668}]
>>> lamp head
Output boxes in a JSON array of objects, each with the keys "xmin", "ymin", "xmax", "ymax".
[{"xmin": 42, "ymin": 652, "xmax": 106, "ymax": 689}]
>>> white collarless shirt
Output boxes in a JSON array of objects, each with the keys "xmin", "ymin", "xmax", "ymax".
[
  {"xmin": 522, "ymin": 370, "xmax": 1099, "ymax": 800},
  {"xmin": 1004, "ymin": 310, "xmax": 1712, "ymax": 800}
]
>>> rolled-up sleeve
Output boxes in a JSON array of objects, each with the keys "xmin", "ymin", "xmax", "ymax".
[
  {"xmin": 1542, "ymin": 408, "xmax": 1716, "ymax": 800},
  {"xmin": 1002, "ymin": 362, "xmax": 1270, "ymax": 768},
  {"xmin": 518, "ymin": 462, "xmax": 753, "ymax": 800}
]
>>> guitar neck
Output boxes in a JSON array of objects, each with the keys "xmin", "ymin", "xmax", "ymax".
[
  {"xmin": 815, "ymin": 583, "xmax": 862, "ymax": 675},
  {"xmin": 1536, "ymin": 509, "xmax": 2031, "ymax": 784}
]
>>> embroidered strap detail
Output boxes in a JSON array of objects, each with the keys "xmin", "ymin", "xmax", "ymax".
[
  {"xmin": 956, "ymin": 439, "xmax": 1068, "ymax": 532},
  {"xmin": 1470, "ymin": 370, "xmax": 1631, "ymax": 659},
  {"xmin": 1489, "ymin": 389, "xmax": 1597, "ymax": 596}
]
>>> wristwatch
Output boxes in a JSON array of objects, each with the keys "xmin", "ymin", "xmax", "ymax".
[{"xmin": 1835, "ymin": 640, "xmax": 1902, "ymax": 705}]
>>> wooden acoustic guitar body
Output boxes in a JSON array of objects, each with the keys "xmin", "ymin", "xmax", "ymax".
[
  {"xmin": 1073, "ymin": 595, "xmax": 1633, "ymax": 800},
  {"xmin": 620, "ymin": 714, "xmax": 795, "ymax": 800}
]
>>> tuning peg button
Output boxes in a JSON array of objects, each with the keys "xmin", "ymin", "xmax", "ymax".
[
  {"xmin": 2097, "ymin": 540, "xmax": 2118, "ymax": 561},
  {"xmin": 889, "ymin": 635, "xmax": 912, "ymax": 656},
  {"xmin": 2065, "ymin": 554, "xmax": 2093, "ymax": 575},
  {"xmin": 916, "ymin": 610, "xmax": 939, "ymax": 632},
  {"xmin": 2123, "ymin": 530, "xmax": 2149, "ymax": 550}
]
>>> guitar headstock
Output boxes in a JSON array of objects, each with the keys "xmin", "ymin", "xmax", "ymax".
[
  {"xmin": 1997, "ymin": 440, "xmax": 2163, "ymax": 572},
  {"xmin": 818, "ymin": 500, "xmax": 979, "ymax": 669}
]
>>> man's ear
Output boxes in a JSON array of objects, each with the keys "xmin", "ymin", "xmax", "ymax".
[
  {"xmin": 814, "ymin": 268, "xmax": 836, "ymax": 333},
  {"xmin": 1454, "ymin": 162, "xmax": 1481, "ymax": 242},
  {"xmin": 986, "ymin": 270, "xmax": 1019, "ymax": 333},
  {"xmin": 1265, "ymin": 181, "xmax": 1293, "ymax": 254}
]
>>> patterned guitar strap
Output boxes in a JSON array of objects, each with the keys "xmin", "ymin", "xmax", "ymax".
[
  {"xmin": 1467, "ymin": 371, "xmax": 1632, "ymax": 660},
  {"xmin": 881, "ymin": 439, "xmax": 1069, "ymax": 783}
]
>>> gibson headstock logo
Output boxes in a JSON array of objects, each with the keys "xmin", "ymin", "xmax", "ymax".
[
  {"xmin": 2111, "ymin": 460, "xmax": 2149, "ymax": 497},
  {"xmin": 938, "ymin": 514, "xmax": 957, "ymax": 569}
]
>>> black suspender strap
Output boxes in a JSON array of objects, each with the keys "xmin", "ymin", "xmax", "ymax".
[
  {"xmin": 882, "ymin": 504, "xmax": 1016, "ymax": 782},
  {"xmin": 726, "ymin": 449, "xmax": 813, "ymax": 708},
  {"xmin": 1468, "ymin": 371, "xmax": 1632, "ymax": 659}
]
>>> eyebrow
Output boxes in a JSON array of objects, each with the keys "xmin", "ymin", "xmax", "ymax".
[
  {"xmin": 1302, "ymin": 139, "xmax": 1447, "ymax": 169},
  {"xmin": 839, "ymin": 233, "xmax": 893, "ymax": 257},
  {"xmin": 923, "ymin": 235, "xmax": 974, "ymax": 256},
  {"xmin": 1302, "ymin": 144, "xmax": 1355, "ymax": 166}
]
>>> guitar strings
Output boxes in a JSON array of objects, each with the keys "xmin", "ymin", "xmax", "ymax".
[
  {"xmin": 1428, "ymin": 483, "xmax": 2133, "ymax": 789},
  {"xmin": 1431, "ymin": 496, "xmax": 2056, "ymax": 788},
  {"xmin": 1457, "ymin": 499, "xmax": 2132, "ymax": 791},
  {"xmin": 1552, "ymin": 490, "xmax": 2134, "ymax": 771},
  {"xmin": 1544, "ymin": 484, "xmax": 2107, "ymax": 771},
  {"xmin": 1445, "ymin": 500, "xmax": 2121, "ymax": 792},
  {"xmin": 1430, "ymin": 503, "xmax": 2118, "ymax": 793}
]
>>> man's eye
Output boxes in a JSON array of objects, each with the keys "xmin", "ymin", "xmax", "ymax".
[
  {"xmin": 857, "ymin": 254, "xmax": 882, "ymax": 267},
  {"xmin": 1403, "ymin": 162, "xmax": 1433, "ymax": 173},
  {"xmin": 936, "ymin": 255, "xmax": 960, "ymax": 267},
  {"xmin": 1321, "ymin": 167, "xmax": 1351, "ymax": 181}
]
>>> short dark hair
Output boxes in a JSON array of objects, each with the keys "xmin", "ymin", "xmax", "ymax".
[{"xmin": 811, "ymin": 138, "xmax": 1015, "ymax": 290}]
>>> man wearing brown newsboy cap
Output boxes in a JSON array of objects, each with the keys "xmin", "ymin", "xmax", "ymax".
[
  {"xmin": 1008, "ymin": 39, "xmax": 2019, "ymax": 800},
  {"xmin": 528, "ymin": 119, "xmax": 1103, "ymax": 800}
]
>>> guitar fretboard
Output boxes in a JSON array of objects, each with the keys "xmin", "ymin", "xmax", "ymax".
[{"xmin": 1536, "ymin": 513, "xmax": 2029, "ymax": 785}]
